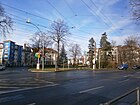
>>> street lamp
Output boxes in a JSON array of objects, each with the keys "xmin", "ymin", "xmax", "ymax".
[{"xmin": 26, "ymin": 19, "xmax": 44, "ymax": 70}]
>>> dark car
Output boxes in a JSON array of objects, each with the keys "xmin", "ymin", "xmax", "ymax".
[
  {"xmin": 118, "ymin": 64, "xmax": 128, "ymax": 70},
  {"xmin": 132, "ymin": 65, "xmax": 140, "ymax": 69}
]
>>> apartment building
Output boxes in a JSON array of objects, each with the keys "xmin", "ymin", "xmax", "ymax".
[
  {"xmin": 44, "ymin": 48, "xmax": 58, "ymax": 65},
  {"xmin": 3, "ymin": 40, "xmax": 15, "ymax": 66},
  {"xmin": 1, "ymin": 40, "xmax": 23, "ymax": 66},
  {"xmin": 14, "ymin": 45, "xmax": 23, "ymax": 66},
  {"xmin": 0, "ymin": 43, "xmax": 4, "ymax": 64}
]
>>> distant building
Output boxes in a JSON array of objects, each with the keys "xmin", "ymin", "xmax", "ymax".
[
  {"xmin": 44, "ymin": 48, "xmax": 58, "ymax": 65},
  {"xmin": 23, "ymin": 44, "xmax": 34, "ymax": 66},
  {"xmin": 14, "ymin": 45, "xmax": 23, "ymax": 66},
  {"xmin": 3, "ymin": 40, "xmax": 15, "ymax": 66},
  {"xmin": 0, "ymin": 40, "xmax": 23, "ymax": 66}
]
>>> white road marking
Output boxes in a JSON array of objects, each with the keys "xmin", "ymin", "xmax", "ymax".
[
  {"xmin": 0, "ymin": 86, "xmax": 19, "ymax": 89},
  {"xmin": 135, "ymin": 77, "xmax": 140, "ymax": 78},
  {"xmin": 34, "ymin": 79, "xmax": 54, "ymax": 84},
  {"xmin": 79, "ymin": 86, "xmax": 104, "ymax": 93},
  {"xmin": 0, "ymin": 84, "xmax": 59, "ymax": 95},
  {"xmin": 0, "ymin": 94, "xmax": 24, "ymax": 103},
  {"xmin": 136, "ymin": 72, "xmax": 140, "ymax": 74},
  {"xmin": 119, "ymin": 79, "xmax": 129, "ymax": 83},
  {"xmin": 123, "ymin": 75, "xmax": 129, "ymax": 78},
  {"xmin": 27, "ymin": 103, "xmax": 36, "ymax": 105}
]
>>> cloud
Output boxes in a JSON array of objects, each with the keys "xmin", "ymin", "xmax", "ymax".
[
  {"xmin": 105, "ymin": 18, "xmax": 132, "ymax": 35},
  {"xmin": 76, "ymin": 17, "xmax": 93, "ymax": 29},
  {"xmin": 109, "ymin": 35, "xmax": 128, "ymax": 46},
  {"xmin": 6, "ymin": 29, "xmax": 33, "ymax": 46},
  {"xmin": 96, "ymin": 0, "xmax": 121, "ymax": 15}
]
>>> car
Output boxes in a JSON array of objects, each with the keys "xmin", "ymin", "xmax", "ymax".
[
  {"xmin": 118, "ymin": 64, "xmax": 128, "ymax": 70},
  {"xmin": 132, "ymin": 65, "xmax": 140, "ymax": 69},
  {"xmin": 0, "ymin": 64, "xmax": 6, "ymax": 71}
]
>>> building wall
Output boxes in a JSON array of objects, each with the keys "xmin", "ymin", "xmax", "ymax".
[
  {"xmin": 17, "ymin": 45, "xmax": 23, "ymax": 66},
  {"xmin": 14, "ymin": 45, "xmax": 23, "ymax": 66},
  {"xmin": 21, "ymin": 50, "xmax": 25, "ymax": 66},
  {"xmin": 3, "ymin": 41, "xmax": 15, "ymax": 66},
  {"xmin": 0, "ymin": 43, "xmax": 4, "ymax": 64}
]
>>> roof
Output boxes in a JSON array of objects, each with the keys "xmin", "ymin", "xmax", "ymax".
[
  {"xmin": 32, "ymin": 48, "xmax": 58, "ymax": 54},
  {"xmin": 44, "ymin": 48, "xmax": 58, "ymax": 53},
  {"xmin": 3, "ymin": 40, "xmax": 15, "ymax": 43}
]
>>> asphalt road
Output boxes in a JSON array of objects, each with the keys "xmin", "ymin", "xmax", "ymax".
[{"xmin": 0, "ymin": 67, "xmax": 140, "ymax": 105}]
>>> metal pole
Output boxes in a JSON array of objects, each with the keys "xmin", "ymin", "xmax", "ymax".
[
  {"xmin": 42, "ymin": 41, "xmax": 44, "ymax": 70},
  {"xmin": 68, "ymin": 59, "xmax": 69, "ymax": 69},
  {"xmin": 63, "ymin": 59, "xmax": 64, "ymax": 70},
  {"xmin": 55, "ymin": 54, "xmax": 57, "ymax": 71},
  {"xmin": 99, "ymin": 49, "xmax": 100, "ymax": 69},
  {"xmin": 36, "ymin": 57, "xmax": 40, "ymax": 70},
  {"xmin": 137, "ymin": 87, "xmax": 140, "ymax": 105},
  {"xmin": 26, "ymin": 20, "xmax": 44, "ymax": 70}
]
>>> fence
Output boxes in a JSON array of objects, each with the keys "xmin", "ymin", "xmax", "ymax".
[{"xmin": 100, "ymin": 87, "xmax": 139, "ymax": 105}]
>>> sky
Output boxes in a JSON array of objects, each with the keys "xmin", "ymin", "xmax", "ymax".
[{"xmin": 0, "ymin": 0, "xmax": 140, "ymax": 53}]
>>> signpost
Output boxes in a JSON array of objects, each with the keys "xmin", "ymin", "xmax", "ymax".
[{"xmin": 35, "ymin": 53, "xmax": 40, "ymax": 70}]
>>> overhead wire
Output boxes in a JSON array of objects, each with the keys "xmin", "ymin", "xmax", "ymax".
[
  {"xmin": 45, "ymin": 0, "xmax": 91, "ymax": 34},
  {"xmin": 63, "ymin": 0, "xmax": 77, "ymax": 16},
  {"xmin": 80, "ymin": 0, "xmax": 111, "ymax": 28},
  {"xmin": 90, "ymin": 0, "xmax": 123, "ymax": 36},
  {"xmin": 8, "ymin": 14, "xmax": 88, "ymax": 42},
  {"xmin": 1, "ymin": 3, "xmax": 92, "ymax": 35},
  {"xmin": 0, "ymin": 3, "xmax": 53, "ymax": 22},
  {"xmin": 1, "ymin": 2, "xmax": 99, "ymax": 44}
]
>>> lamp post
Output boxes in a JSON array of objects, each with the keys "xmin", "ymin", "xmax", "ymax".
[{"xmin": 26, "ymin": 19, "xmax": 44, "ymax": 70}]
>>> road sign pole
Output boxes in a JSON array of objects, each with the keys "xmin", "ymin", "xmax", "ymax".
[{"xmin": 36, "ymin": 57, "xmax": 40, "ymax": 70}]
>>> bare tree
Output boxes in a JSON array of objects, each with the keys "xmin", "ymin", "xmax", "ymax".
[
  {"xmin": 124, "ymin": 35, "xmax": 140, "ymax": 66},
  {"xmin": 111, "ymin": 40, "xmax": 116, "ymax": 47},
  {"xmin": 69, "ymin": 43, "xmax": 81, "ymax": 66},
  {"xmin": 30, "ymin": 31, "xmax": 52, "ymax": 51},
  {"xmin": 124, "ymin": 35, "xmax": 139, "ymax": 47},
  {"xmin": 130, "ymin": 0, "xmax": 140, "ymax": 24},
  {"xmin": 49, "ymin": 19, "xmax": 70, "ymax": 66},
  {"xmin": 0, "ymin": 4, "xmax": 13, "ymax": 37}
]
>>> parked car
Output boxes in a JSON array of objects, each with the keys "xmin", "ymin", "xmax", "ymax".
[
  {"xmin": 0, "ymin": 64, "xmax": 6, "ymax": 71},
  {"xmin": 118, "ymin": 64, "xmax": 128, "ymax": 70},
  {"xmin": 132, "ymin": 65, "xmax": 140, "ymax": 69}
]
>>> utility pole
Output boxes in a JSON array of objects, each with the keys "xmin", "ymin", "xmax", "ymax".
[
  {"xmin": 26, "ymin": 19, "xmax": 44, "ymax": 70},
  {"xmin": 99, "ymin": 48, "xmax": 101, "ymax": 69}
]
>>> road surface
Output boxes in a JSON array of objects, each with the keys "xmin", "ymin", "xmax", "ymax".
[{"xmin": 0, "ymin": 68, "xmax": 140, "ymax": 105}]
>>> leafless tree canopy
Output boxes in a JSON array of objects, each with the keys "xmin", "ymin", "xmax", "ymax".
[
  {"xmin": 69, "ymin": 43, "xmax": 81, "ymax": 65},
  {"xmin": 49, "ymin": 19, "xmax": 70, "ymax": 65},
  {"xmin": 123, "ymin": 35, "xmax": 140, "ymax": 66},
  {"xmin": 130, "ymin": 0, "xmax": 140, "ymax": 24},
  {"xmin": 30, "ymin": 31, "xmax": 52, "ymax": 50},
  {"xmin": 0, "ymin": 4, "xmax": 13, "ymax": 37},
  {"xmin": 50, "ymin": 19, "xmax": 70, "ymax": 43},
  {"xmin": 124, "ymin": 35, "xmax": 139, "ymax": 47}
]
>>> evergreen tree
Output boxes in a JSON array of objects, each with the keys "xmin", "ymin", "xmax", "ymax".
[
  {"xmin": 88, "ymin": 37, "xmax": 96, "ymax": 68},
  {"xmin": 100, "ymin": 32, "xmax": 111, "ymax": 50},
  {"xmin": 59, "ymin": 44, "xmax": 68, "ymax": 65},
  {"xmin": 100, "ymin": 32, "xmax": 112, "ymax": 68}
]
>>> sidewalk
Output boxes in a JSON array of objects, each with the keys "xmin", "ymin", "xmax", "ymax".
[{"xmin": 29, "ymin": 67, "xmax": 122, "ymax": 73}]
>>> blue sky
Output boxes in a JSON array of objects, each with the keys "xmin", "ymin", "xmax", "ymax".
[{"xmin": 0, "ymin": 0, "xmax": 139, "ymax": 52}]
